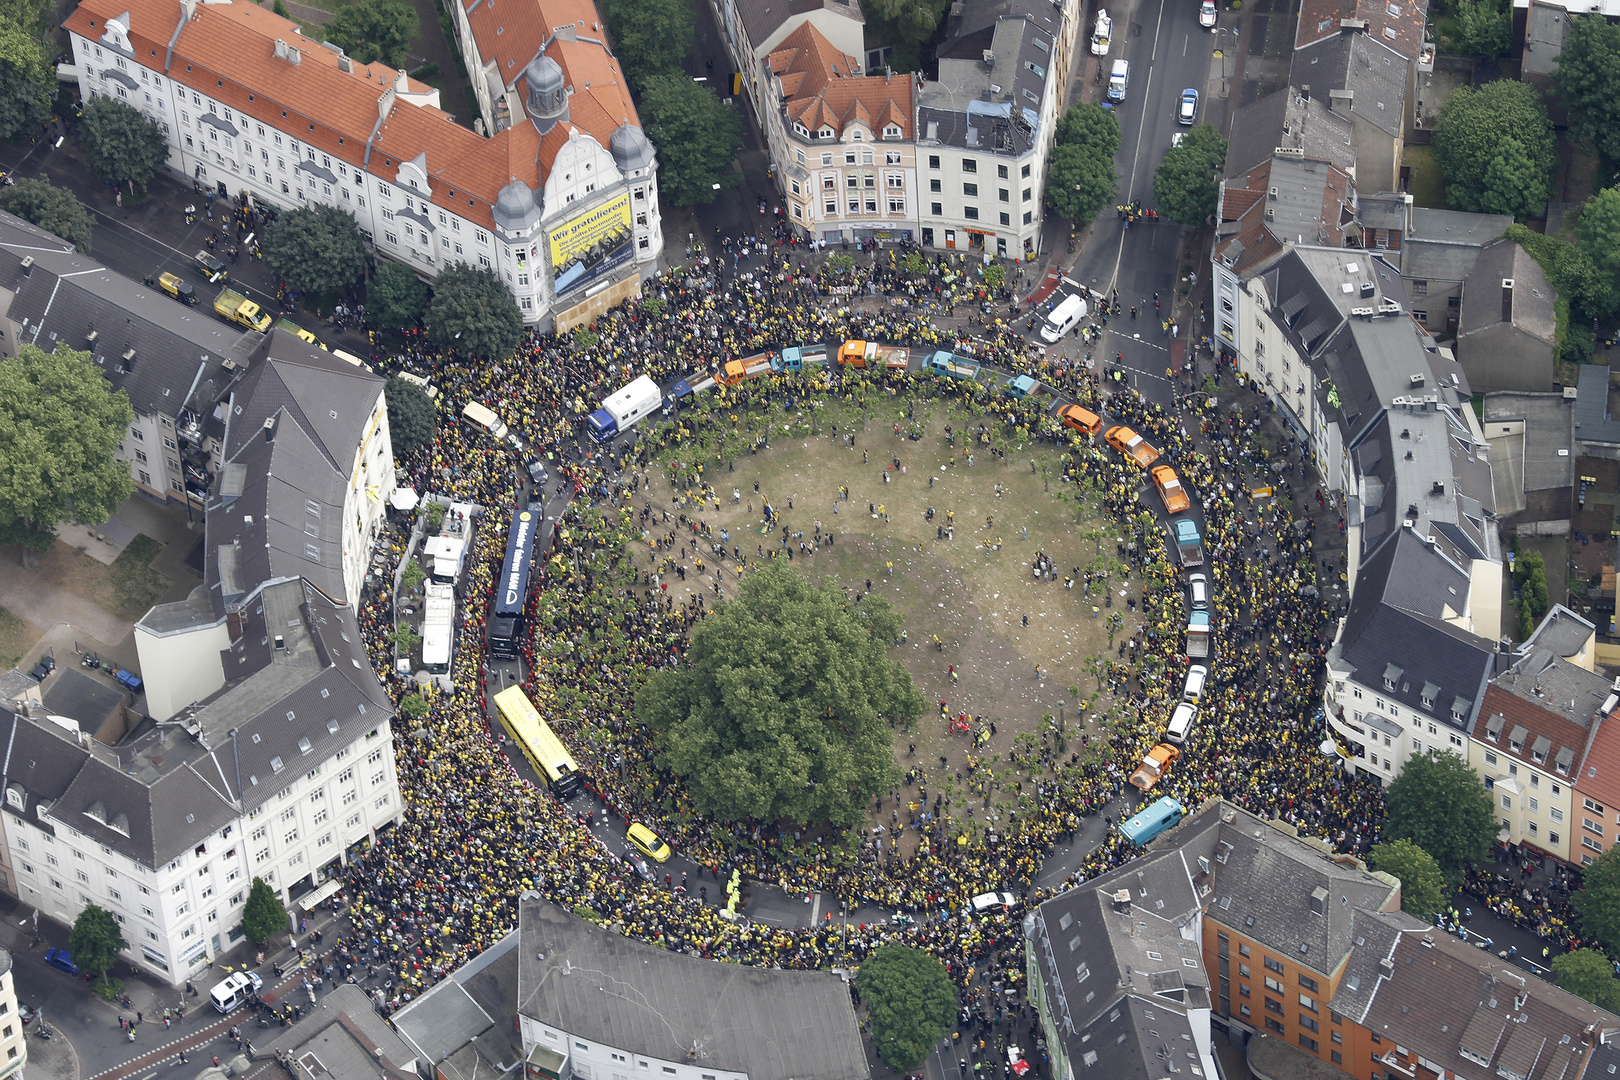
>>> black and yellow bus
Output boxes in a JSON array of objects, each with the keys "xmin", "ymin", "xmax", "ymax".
[{"xmin": 492, "ymin": 685, "xmax": 583, "ymax": 799}]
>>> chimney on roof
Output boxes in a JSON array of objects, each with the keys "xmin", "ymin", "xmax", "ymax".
[
  {"xmin": 1111, "ymin": 889, "xmax": 1131, "ymax": 915},
  {"xmin": 395, "ymin": 68, "xmax": 408, "ymax": 92},
  {"xmin": 181, "ymin": 0, "xmax": 196, "ymax": 19},
  {"xmin": 1379, "ymin": 957, "xmax": 1395, "ymax": 978},
  {"xmin": 1501, "ymin": 278, "xmax": 1514, "ymax": 323},
  {"xmin": 263, "ymin": 416, "xmax": 276, "ymax": 443},
  {"xmin": 19, "ymin": 256, "xmax": 33, "ymax": 276},
  {"xmin": 1309, "ymin": 886, "xmax": 1329, "ymax": 915}
]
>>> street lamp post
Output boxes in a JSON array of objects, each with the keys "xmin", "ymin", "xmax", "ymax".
[{"xmin": 1213, "ymin": 28, "xmax": 1232, "ymax": 94}]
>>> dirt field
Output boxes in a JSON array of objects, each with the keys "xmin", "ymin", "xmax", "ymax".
[
  {"xmin": 0, "ymin": 607, "xmax": 35, "ymax": 668},
  {"xmin": 638, "ymin": 401, "xmax": 1154, "ymax": 840}
]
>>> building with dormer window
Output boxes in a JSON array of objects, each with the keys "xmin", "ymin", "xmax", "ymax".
[{"xmin": 64, "ymin": 0, "xmax": 661, "ymax": 331}]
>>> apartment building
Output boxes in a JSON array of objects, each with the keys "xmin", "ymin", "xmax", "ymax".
[
  {"xmin": 915, "ymin": 0, "xmax": 1079, "ymax": 259},
  {"xmin": 711, "ymin": 0, "xmax": 864, "ymax": 115},
  {"xmin": 1029, "ymin": 799, "xmax": 1620, "ymax": 1080},
  {"xmin": 65, "ymin": 0, "xmax": 661, "ymax": 331},
  {"xmin": 1, "ymin": 577, "xmax": 400, "ymax": 985},
  {"xmin": 1455, "ymin": 238, "xmax": 1560, "ymax": 394},
  {"xmin": 1575, "ymin": 706, "xmax": 1620, "ymax": 869},
  {"xmin": 0, "ymin": 952, "xmax": 23, "ymax": 1080},
  {"xmin": 766, "ymin": 23, "xmax": 918, "ymax": 245},
  {"xmin": 1469, "ymin": 641, "xmax": 1612, "ymax": 865},
  {"xmin": 515, "ymin": 898, "xmax": 868, "ymax": 1080},
  {"xmin": 0, "ymin": 211, "xmax": 259, "ymax": 510}
]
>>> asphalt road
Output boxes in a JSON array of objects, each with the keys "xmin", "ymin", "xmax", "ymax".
[{"xmin": 1069, "ymin": 0, "xmax": 1222, "ymax": 409}]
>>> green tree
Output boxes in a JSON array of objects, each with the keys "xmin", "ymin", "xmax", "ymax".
[
  {"xmin": 322, "ymin": 0, "xmax": 418, "ymax": 67},
  {"xmin": 79, "ymin": 96, "xmax": 172, "ymax": 195},
  {"xmin": 1448, "ymin": 0, "xmax": 1510, "ymax": 58},
  {"xmin": 241, "ymin": 877, "xmax": 288, "ymax": 944},
  {"xmin": 1551, "ymin": 948, "xmax": 1620, "ymax": 1011},
  {"xmin": 1383, "ymin": 751, "xmax": 1496, "ymax": 877},
  {"xmin": 261, "ymin": 204, "xmax": 368, "ymax": 294},
  {"xmin": 855, "ymin": 944, "xmax": 957, "ymax": 1070},
  {"xmin": 1369, "ymin": 839, "xmax": 1446, "ymax": 920},
  {"xmin": 860, "ymin": 0, "xmax": 951, "ymax": 72},
  {"xmin": 384, "ymin": 374, "xmax": 436, "ymax": 456},
  {"xmin": 1512, "ymin": 550, "xmax": 1550, "ymax": 622},
  {"xmin": 398, "ymin": 693, "xmax": 430, "ymax": 718},
  {"xmin": 1577, "ymin": 187, "xmax": 1620, "ymax": 282},
  {"xmin": 1046, "ymin": 143, "xmax": 1117, "ymax": 223},
  {"xmin": 1552, "ymin": 15, "xmax": 1620, "ymax": 168},
  {"xmin": 1153, "ymin": 124, "xmax": 1228, "ymax": 225},
  {"xmin": 638, "ymin": 559, "xmax": 921, "ymax": 827},
  {"xmin": 68, "ymin": 904, "xmax": 127, "ymax": 987},
  {"xmin": 426, "ymin": 262, "xmax": 524, "ymax": 361},
  {"xmin": 1432, "ymin": 81, "xmax": 1554, "ymax": 219},
  {"xmin": 273, "ymin": 0, "xmax": 290, "ymax": 15},
  {"xmin": 0, "ymin": 19, "xmax": 53, "ymax": 143},
  {"xmin": 1054, "ymin": 101, "xmax": 1122, "ymax": 155},
  {"xmin": 600, "ymin": 0, "xmax": 694, "ymax": 87},
  {"xmin": 0, "ymin": 343, "xmax": 134, "ymax": 561},
  {"xmin": 0, "ymin": 177, "xmax": 93, "ymax": 254},
  {"xmin": 1572, "ymin": 846, "xmax": 1620, "ymax": 952},
  {"xmin": 637, "ymin": 74, "xmax": 741, "ymax": 207},
  {"xmin": 369, "ymin": 260, "xmax": 429, "ymax": 329}
]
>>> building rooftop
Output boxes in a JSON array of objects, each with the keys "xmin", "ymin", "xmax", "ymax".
[
  {"xmin": 1574, "ymin": 365, "xmax": 1620, "ymax": 448},
  {"xmin": 516, "ymin": 899, "xmax": 869, "ymax": 1080},
  {"xmin": 0, "ymin": 228, "xmax": 259, "ymax": 423},
  {"xmin": 41, "ymin": 668, "xmax": 128, "ymax": 732},
  {"xmin": 264, "ymin": 985, "xmax": 418, "ymax": 1080},
  {"xmin": 733, "ymin": 0, "xmax": 862, "ymax": 50},
  {"xmin": 917, "ymin": 0, "xmax": 1064, "ymax": 156},
  {"xmin": 1458, "ymin": 238, "xmax": 1557, "ymax": 344},
  {"xmin": 1361, "ymin": 929, "xmax": 1617, "ymax": 1080},
  {"xmin": 1477, "ymin": 644, "xmax": 1610, "ymax": 779},
  {"xmin": 770, "ymin": 22, "xmax": 915, "ymax": 141},
  {"xmin": 1289, "ymin": 32, "xmax": 1409, "ymax": 139},
  {"xmin": 392, "ymin": 930, "xmax": 526, "ymax": 1080},
  {"xmin": 1577, "ymin": 714, "xmax": 1620, "ymax": 814},
  {"xmin": 1295, "ymin": 0, "xmax": 1428, "ymax": 59},
  {"xmin": 1225, "ymin": 89, "xmax": 1356, "ymax": 178},
  {"xmin": 1401, "ymin": 208, "xmax": 1512, "ymax": 284},
  {"xmin": 1522, "ymin": 604, "xmax": 1596, "ymax": 663}
]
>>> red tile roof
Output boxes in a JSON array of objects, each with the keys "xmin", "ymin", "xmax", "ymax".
[
  {"xmin": 769, "ymin": 21, "xmax": 914, "ymax": 139},
  {"xmin": 1477, "ymin": 683, "xmax": 1592, "ymax": 779},
  {"xmin": 1295, "ymin": 0, "xmax": 1428, "ymax": 61},
  {"xmin": 1576, "ymin": 713, "xmax": 1620, "ymax": 812},
  {"xmin": 65, "ymin": 0, "xmax": 632, "ymax": 232}
]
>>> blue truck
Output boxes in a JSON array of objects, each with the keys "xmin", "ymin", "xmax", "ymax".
[
  {"xmin": 927, "ymin": 351, "xmax": 981, "ymax": 381},
  {"xmin": 587, "ymin": 376, "xmax": 662, "ymax": 442},
  {"xmin": 1173, "ymin": 518, "xmax": 1204, "ymax": 567},
  {"xmin": 772, "ymin": 344, "xmax": 828, "ymax": 372}
]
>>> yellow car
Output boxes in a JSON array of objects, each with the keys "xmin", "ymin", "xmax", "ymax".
[{"xmin": 627, "ymin": 822, "xmax": 671, "ymax": 863}]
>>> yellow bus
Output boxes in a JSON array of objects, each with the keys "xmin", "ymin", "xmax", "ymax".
[{"xmin": 491, "ymin": 685, "xmax": 583, "ymax": 798}]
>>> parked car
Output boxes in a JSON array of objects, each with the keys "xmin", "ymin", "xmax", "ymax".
[
  {"xmin": 193, "ymin": 249, "xmax": 228, "ymax": 283},
  {"xmin": 971, "ymin": 891, "xmax": 1017, "ymax": 912},
  {"xmin": 1178, "ymin": 88, "xmax": 1199, "ymax": 125},
  {"xmin": 1199, "ymin": 0, "xmax": 1217, "ymax": 27},
  {"xmin": 627, "ymin": 822, "xmax": 671, "ymax": 863},
  {"xmin": 17, "ymin": 1003, "xmax": 34, "ymax": 1024},
  {"xmin": 44, "ymin": 949, "xmax": 78, "ymax": 976}
]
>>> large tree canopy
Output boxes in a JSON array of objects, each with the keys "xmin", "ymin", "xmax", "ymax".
[
  {"xmin": 1552, "ymin": 15, "xmax": 1620, "ymax": 167},
  {"xmin": 1383, "ymin": 751, "xmax": 1496, "ymax": 877},
  {"xmin": 68, "ymin": 903, "xmax": 127, "ymax": 987},
  {"xmin": 261, "ymin": 204, "xmax": 368, "ymax": 294},
  {"xmin": 0, "ymin": 177, "xmax": 93, "ymax": 254},
  {"xmin": 1044, "ymin": 104, "xmax": 1119, "ymax": 225},
  {"xmin": 322, "ymin": 0, "xmax": 418, "ymax": 68},
  {"xmin": 639, "ymin": 560, "xmax": 921, "ymax": 827},
  {"xmin": 426, "ymin": 262, "xmax": 524, "ymax": 361},
  {"xmin": 1572, "ymin": 845, "xmax": 1620, "ymax": 952},
  {"xmin": 856, "ymin": 944, "xmax": 957, "ymax": 1071},
  {"xmin": 636, "ymin": 74, "xmax": 741, "ymax": 207},
  {"xmin": 80, "ymin": 96, "xmax": 172, "ymax": 193},
  {"xmin": 369, "ymin": 260, "xmax": 429, "ymax": 330},
  {"xmin": 0, "ymin": 343, "xmax": 134, "ymax": 557},
  {"xmin": 1369, "ymin": 839, "xmax": 1446, "ymax": 920},
  {"xmin": 600, "ymin": 0, "xmax": 693, "ymax": 88},
  {"xmin": 1153, "ymin": 124, "xmax": 1227, "ymax": 225},
  {"xmin": 384, "ymin": 374, "xmax": 436, "ymax": 457},
  {"xmin": 0, "ymin": 19, "xmax": 53, "ymax": 143},
  {"xmin": 1432, "ymin": 80, "xmax": 1554, "ymax": 219}
]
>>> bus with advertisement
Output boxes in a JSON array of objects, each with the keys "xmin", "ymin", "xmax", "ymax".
[{"xmin": 488, "ymin": 508, "xmax": 540, "ymax": 661}]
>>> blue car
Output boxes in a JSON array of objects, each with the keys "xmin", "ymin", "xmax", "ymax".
[
  {"xmin": 44, "ymin": 949, "xmax": 78, "ymax": 976},
  {"xmin": 1177, "ymin": 88, "xmax": 1199, "ymax": 125}
]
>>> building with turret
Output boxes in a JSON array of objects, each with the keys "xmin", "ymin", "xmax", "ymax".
[{"xmin": 63, "ymin": 0, "xmax": 661, "ymax": 331}]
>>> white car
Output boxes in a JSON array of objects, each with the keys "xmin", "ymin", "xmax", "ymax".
[
  {"xmin": 1183, "ymin": 664, "xmax": 1209, "ymax": 702},
  {"xmin": 1177, "ymin": 87, "xmax": 1199, "ymax": 125},
  {"xmin": 1091, "ymin": 9, "xmax": 1112, "ymax": 55},
  {"xmin": 972, "ymin": 891, "xmax": 1018, "ymax": 912},
  {"xmin": 1199, "ymin": 0, "xmax": 1217, "ymax": 27}
]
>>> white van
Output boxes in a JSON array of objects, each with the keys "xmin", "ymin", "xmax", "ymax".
[
  {"xmin": 971, "ymin": 891, "xmax": 1017, "ymax": 912},
  {"xmin": 1183, "ymin": 664, "xmax": 1209, "ymax": 702},
  {"xmin": 210, "ymin": 970, "xmax": 264, "ymax": 1013},
  {"xmin": 1039, "ymin": 293, "xmax": 1089, "ymax": 343},
  {"xmin": 1107, "ymin": 59, "xmax": 1130, "ymax": 101},
  {"xmin": 1166, "ymin": 702, "xmax": 1198, "ymax": 744}
]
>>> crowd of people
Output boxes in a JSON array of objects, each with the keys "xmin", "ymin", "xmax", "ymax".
[{"xmin": 328, "ymin": 244, "xmax": 1457, "ymax": 1025}]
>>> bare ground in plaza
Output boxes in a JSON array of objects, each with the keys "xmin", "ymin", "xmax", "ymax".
[{"xmin": 637, "ymin": 398, "xmax": 1164, "ymax": 846}]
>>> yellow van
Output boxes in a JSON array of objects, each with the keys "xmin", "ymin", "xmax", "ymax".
[{"xmin": 627, "ymin": 822, "xmax": 671, "ymax": 863}]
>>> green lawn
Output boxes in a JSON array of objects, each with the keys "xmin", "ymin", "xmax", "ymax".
[{"xmin": 1404, "ymin": 145, "xmax": 1451, "ymax": 210}]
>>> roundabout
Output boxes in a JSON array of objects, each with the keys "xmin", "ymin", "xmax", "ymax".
[{"xmin": 344, "ymin": 251, "xmax": 1385, "ymax": 1016}]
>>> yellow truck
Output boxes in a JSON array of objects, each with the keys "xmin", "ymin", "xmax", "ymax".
[{"xmin": 214, "ymin": 288, "xmax": 272, "ymax": 332}]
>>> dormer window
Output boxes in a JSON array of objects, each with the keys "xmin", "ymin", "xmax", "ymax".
[
  {"xmin": 883, "ymin": 125, "xmax": 902, "ymax": 139},
  {"xmin": 819, "ymin": 127, "xmax": 835, "ymax": 139},
  {"xmin": 851, "ymin": 129, "xmax": 863, "ymax": 141},
  {"xmin": 1382, "ymin": 663, "xmax": 1402, "ymax": 693},
  {"xmin": 794, "ymin": 123, "xmax": 809, "ymax": 138},
  {"xmin": 1419, "ymin": 682, "xmax": 1438, "ymax": 711}
]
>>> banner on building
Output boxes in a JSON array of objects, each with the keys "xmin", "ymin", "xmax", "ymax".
[{"xmin": 550, "ymin": 193, "xmax": 633, "ymax": 296}]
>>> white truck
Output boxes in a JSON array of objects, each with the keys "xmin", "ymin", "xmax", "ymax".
[
  {"xmin": 420, "ymin": 581, "xmax": 456, "ymax": 681},
  {"xmin": 1185, "ymin": 610, "xmax": 1211, "ymax": 659},
  {"xmin": 588, "ymin": 375, "xmax": 662, "ymax": 442}
]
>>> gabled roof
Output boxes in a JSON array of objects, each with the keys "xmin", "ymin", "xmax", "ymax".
[
  {"xmin": 1458, "ymin": 237, "xmax": 1557, "ymax": 343},
  {"xmin": 733, "ymin": 0, "xmax": 862, "ymax": 51},
  {"xmin": 517, "ymin": 899, "xmax": 868, "ymax": 1080},
  {"xmin": 1295, "ymin": 0, "xmax": 1428, "ymax": 60},
  {"xmin": 1476, "ymin": 645, "xmax": 1609, "ymax": 776},
  {"xmin": 0, "ymin": 230, "xmax": 260, "ymax": 420},
  {"xmin": 1289, "ymin": 32, "xmax": 1409, "ymax": 138},
  {"xmin": 771, "ymin": 22, "xmax": 915, "ymax": 140},
  {"xmin": 1361, "ymin": 930, "xmax": 1616, "ymax": 1080},
  {"xmin": 1226, "ymin": 89, "xmax": 1357, "ymax": 178},
  {"xmin": 1577, "ymin": 714, "xmax": 1620, "ymax": 818}
]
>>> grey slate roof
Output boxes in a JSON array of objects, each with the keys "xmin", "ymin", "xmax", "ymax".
[
  {"xmin": 264, "ymin": 985, "xmax": 418, "ymax": 1080},
  {"xmin": 1069, "ymin": 996, "xmax": 1203, "ymax": 1080},
  {"xmin": 1225, "ymin": 90, "xmax": 1357, "ymax": 178},
  {"xmin": 1290, "ymin": 32, "xmax": 1408, "ymax": 138},
  {"xmin": 1575, "ymin": 365, "xmax": 1620, "ymax": 447},
  {"xmin": 1458, "ymin": 238, "xmax": 1557, "ymax": 343},
  {"xmin": 1481, "ymin": 391, "xmax": 1574, "ymax": 499},
  {"xmin": 1338, "ymin": 599, "xmax": 1497, "ymax": 735},
  {"xmin": 0, "ymin": 238, "xmax": 261, "ymax": 421},
  {"xmin": 1493, "ymin": 642, "xmax": 1612, "ymax": 730},
  {"xmin": 1402, "ymin": 207, "xmax": 1512, "ymax": 283},
  {"xmin": 393, "ymin": 930, "xmax": 523, "ymax": 1076},
  {"xmin": 918, "ymin": 0, "xmax": 1063, "ymax": 156},
  {"xmin": 41, "ymin": 668, "xmax": 127, "ymax": 730},
  {"xmin": 517, "ymin": 899, "xmax": 869, "ymax": 1080}
]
